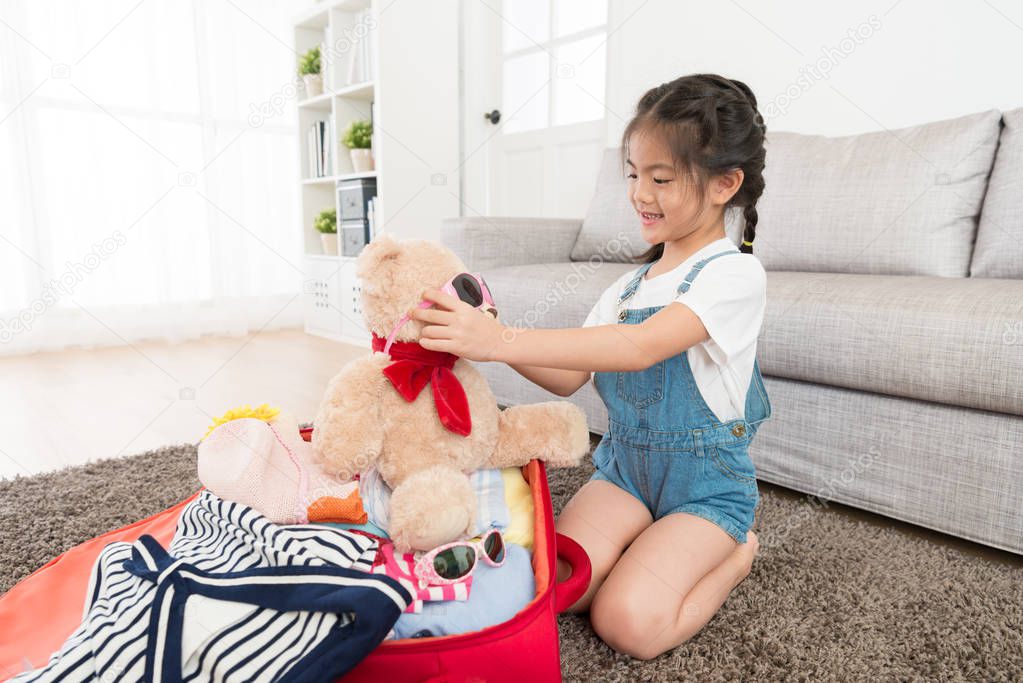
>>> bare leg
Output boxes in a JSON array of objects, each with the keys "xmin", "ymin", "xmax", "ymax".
[
  {"xmin": 670, "ymin": 529, "xmax": 758, "ymax": 639},
  {"xmin": 554, "ymin": 479, "xmax": 653, "ymax": 612},
  {"xmin": 589, "ymin": 512, "xmax": 758, "ymax": 660}
]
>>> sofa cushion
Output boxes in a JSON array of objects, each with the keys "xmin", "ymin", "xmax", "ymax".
[
  {"xmin": 570, "ymin": 148, "xmax": 645, "ymax": 263},
  {"xmin": 481, "ymin": 261, "xmax": 635, "ymax": 330},
  {"xmin": 972, "ymin": 108, "xmax": 1023, "ymax": 279},
  {"xmin": 759, "ymin": 271, "xmax": 1023, "ymax": 417},
  {"xmin": 755, "ymin": 110, "xmax": 1001, "ymax": 277}
]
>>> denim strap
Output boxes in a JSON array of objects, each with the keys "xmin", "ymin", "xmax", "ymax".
[
  {"xmin": 676, "ymin": 249, "xmax": 741, "ymax": 294},
  {"xmin": 615, "ymin": 261, "xmax": 655, "ymax": 319},
  {"xmin": 617, "ymin": 261, "xmax": 655, "ymax": 306}
]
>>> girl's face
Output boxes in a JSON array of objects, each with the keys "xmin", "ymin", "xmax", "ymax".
[{"xmin": 625, "ymin": 131, "xmax": 711, "ymax": 245}]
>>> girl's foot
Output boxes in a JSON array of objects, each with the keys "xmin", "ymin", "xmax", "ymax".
[{"xmin": 732, "ymin": 530, "xmax": 759, "ymax": 586}]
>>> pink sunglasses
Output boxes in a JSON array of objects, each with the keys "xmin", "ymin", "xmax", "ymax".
[
  {"xmin": 414, "ymin": 528, "xmax": 506, "ymax": 585},
  {"xmin": 383, "ymin": 272, "xmax": 497, "ymax": 355}
]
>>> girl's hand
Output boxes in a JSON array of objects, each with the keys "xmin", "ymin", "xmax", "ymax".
[{"xmin": 411, "ymin": 288, "xmax": 506, "ymax": 362}]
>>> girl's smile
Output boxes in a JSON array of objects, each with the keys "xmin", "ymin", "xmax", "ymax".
[{"xmin": 639, "ymin": 211, "xmax": 664, "ymax": 226}]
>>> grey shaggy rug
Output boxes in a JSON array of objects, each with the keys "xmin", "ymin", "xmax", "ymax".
[{"xmin": 1, "ymin": 435, "xmax": 1021, "ymax": 682}]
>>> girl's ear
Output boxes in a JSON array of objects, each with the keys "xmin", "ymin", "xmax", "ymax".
[{"xmin": 712, "ymin": 168, "xmax": 744, "ymax": 206}]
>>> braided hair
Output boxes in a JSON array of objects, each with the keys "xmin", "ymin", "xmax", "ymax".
[{"xmin": 621, "ymin": 74, "xmax": 767, "ymax": 260}]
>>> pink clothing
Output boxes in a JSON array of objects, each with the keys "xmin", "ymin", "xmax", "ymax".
[
  {"xmin": 198, "ymin": 413, "xmax": 360, "ymax": 525},
  {"xmin": 372, "ymin": 542, "xmax": 472, "ymax": 613}
]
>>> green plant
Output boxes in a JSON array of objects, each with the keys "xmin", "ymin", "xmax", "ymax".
[
  {"xmin": 342, "ymin": 120, "xmax": 372, "ymax": 149},
  {"xmin": 298, "ymin": 46, "xmax": 321, "ymax": 77},
  {"xmin": 314, "ymin": 207, "xmax": 337, "ymax": 234}
]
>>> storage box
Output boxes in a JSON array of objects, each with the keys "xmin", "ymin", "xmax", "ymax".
[
  {"xmin": 338, "ymin": 177, "xmax": 377, "ymax": 222},
  {"xmin": 341, "ymin": 219, "xmax": 370, "ymax": 256}
]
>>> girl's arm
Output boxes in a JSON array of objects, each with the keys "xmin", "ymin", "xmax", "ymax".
[
  {"xmin": 412, "ymin": 288, "xmax": 710, "ymax": 373},
  {"xmin": 507, "ymin": 363, "xmax": 591, "ymax": 397}
]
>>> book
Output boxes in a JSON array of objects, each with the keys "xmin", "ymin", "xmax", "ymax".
[
  {"xmin": 347, "ymin": 33, "xmax": 359, "ymax": 85},
  {"xmin": 332, "ymin": 10, "xmax": 357, "ymax": 87},
  {"xmin": 305, "ymin": 118, "xmax": 334, "ymax": 178},
  {"xmin": 367, "ymin": 197, "xmax": 376, "ymax": 241},
  {"xmin": 307, "ymin": 125, "xmax": 316, "ymax": 178},
  {"xmin": 327, "ymin": 112, "xmax": 334, "ymax": 176}
]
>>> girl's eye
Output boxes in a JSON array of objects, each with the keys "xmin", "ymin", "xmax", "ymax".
[{"xmin": 624, "ymin": 173, "xmax": 671, "ymax": 184}]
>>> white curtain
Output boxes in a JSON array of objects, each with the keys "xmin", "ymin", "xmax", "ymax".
[{"xmin": 0, "ymin": 0, "xmax": 306, "ymax": 356}]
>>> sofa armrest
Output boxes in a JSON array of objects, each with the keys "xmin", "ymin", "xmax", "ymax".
[{"xmin": 440, "ymin": 216, "xmax": 583, "ymax": 272}]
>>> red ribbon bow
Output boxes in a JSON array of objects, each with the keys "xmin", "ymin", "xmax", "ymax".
[{"xmin": 370, "ymin": 334, "xmax": 472, "ymax": 437}]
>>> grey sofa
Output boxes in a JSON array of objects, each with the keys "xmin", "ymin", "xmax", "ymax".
[{"xmin": 441, "ymin": 108, "xmax": 1023, "ymax": 555}]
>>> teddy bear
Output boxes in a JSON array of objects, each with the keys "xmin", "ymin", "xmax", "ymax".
[{"xmin": 312, "ymin": 234, "xmax": 590, "ymax": 552}]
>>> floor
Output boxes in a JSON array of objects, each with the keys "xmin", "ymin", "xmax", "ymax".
[
  {"xmin": 0, "ymin": 329, "xmax": 369, "ymax": 480},
  {"xmin": 2, "ymin": 328, "xmax": 1018, "ymax": 568}
]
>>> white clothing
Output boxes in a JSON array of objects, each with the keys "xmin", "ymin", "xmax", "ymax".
[{"xmin": 583, "ymin": 238, "xmax": 767, "ymax": 422}]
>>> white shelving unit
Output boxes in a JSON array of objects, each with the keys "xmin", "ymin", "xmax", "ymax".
[
  {"xmin": 294, "ymin": 0, "xmax": 460, "ymax": 348},
  {"xmin": 294, "ymin": 0, "xmax": 377, "ymax": 347}
]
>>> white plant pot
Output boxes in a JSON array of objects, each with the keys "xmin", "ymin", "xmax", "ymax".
[
  {"xmin": 303, "ymin": 73, "xmax": 323, "ymax": 99},
  {"xmin": 349, "ymin": 148, "xmax": 374, "ymax": 173},
  {"xmin": 320, "ymin": 232, "xmax": 338, "ymax": 256}
]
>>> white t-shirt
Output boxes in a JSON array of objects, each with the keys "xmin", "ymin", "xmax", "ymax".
[{"xmin": 582, "ymin": 237, "xmax": 767, "ymax": 423}]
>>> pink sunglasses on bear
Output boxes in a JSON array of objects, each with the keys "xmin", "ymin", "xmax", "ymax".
[{"xmin": 383, "ymin": 272, "xmax": 497, "ymax": 355}]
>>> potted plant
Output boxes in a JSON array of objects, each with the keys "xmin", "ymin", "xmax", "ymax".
[
  {"xmin": 299, "ymin": 46, "xmax": 323, "ymax": 98},
  {"xmin": 342, "ymin": 119, "xmax": 374, "ymax": 172},
  {"xmin": 314, "ymin": 207, "xmax": 338, "ymax": 255}
]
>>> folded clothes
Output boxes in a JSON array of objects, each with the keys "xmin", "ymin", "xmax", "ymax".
[
  {"xmin": 198, "ymin": 411, "xmax": 367, "ymax": 525},
  {"xmin": 360, "ymin": 466, "xmax": 509, "ymax": 537},
  {"xmin": 500, "ymin": 467, "xmax": 535, "ymax": 551},
  {"xmin": 307, "ymin": 489, "xmax": 368, "ymax": 524},
  {"xmin": 389, "ymin": 542, "xmax": 535, "ymax": 639},
  {"xmin": 320, "ymin": 518, "xmax": 391, "ymax": 539},
  {"xmin": 12, "ymin": 491, "xmax": 412, "ymax": 682}
]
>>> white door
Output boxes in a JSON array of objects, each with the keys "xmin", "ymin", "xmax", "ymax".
[{"xmin": 461, "ymin": 0, "xmax": 609, "ymax": 219}]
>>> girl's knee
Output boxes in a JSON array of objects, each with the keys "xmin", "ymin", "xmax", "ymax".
[{"xmin": 589, "ymin": 588, "xmax": 677, "ymax": 660}]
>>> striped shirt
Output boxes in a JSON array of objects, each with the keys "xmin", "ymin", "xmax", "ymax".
[{"xmin": 12, "ymin": 490, "xmax": 413, "ymax": 682}]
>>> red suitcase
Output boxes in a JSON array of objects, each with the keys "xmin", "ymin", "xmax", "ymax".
[{"xmin": 0, "ymin": 426, "xmax": 591, "ymax": 683}]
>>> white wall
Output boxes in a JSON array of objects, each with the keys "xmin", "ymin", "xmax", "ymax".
[
  {"xmin": 605, "ymin": 0, "xmax": 1023, "ymax": 146},
  {"xmin": 377, "ymin": 0, "xmax": 461, "ymax": 240}
]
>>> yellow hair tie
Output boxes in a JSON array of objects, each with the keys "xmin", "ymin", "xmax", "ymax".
[{"xmin": 742, "ymin": 240, "xmax": 753, "ymax": 246}]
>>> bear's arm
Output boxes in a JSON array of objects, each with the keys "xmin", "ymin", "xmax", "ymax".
[{"xmin": 311, "ymin": 353, "xmax": 392, "ymax": 480}]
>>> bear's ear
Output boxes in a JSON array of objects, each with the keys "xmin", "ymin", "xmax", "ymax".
[{"xmin": 356, "ymin": 233, "xmax": 402, "ymax": 280}]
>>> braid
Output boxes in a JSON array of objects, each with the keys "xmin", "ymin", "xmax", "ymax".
[
  {"xmin": 727, "ymin": 79, "xmax": 766, "ymax": 255},
  {"xmin": 741, "ymin": 205, "xmax": 758, "ymax": 254}
]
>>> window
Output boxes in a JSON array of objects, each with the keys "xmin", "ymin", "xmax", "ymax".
[
  {"xmin": 0, "ymin": 0, "xmax": 302, "ymax": 354},
  {"xmin": 499, "ymin": 0, "xmax": 609, "ymax": 134}
]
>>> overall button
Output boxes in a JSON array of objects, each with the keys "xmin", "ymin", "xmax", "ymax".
[
  {"xmin": 618, "ymin": 310, "xmax": 627, "ymax": 321},
  {"xmin": 732, "ymin": 423, "xmax": 746, "ymax": 437}
]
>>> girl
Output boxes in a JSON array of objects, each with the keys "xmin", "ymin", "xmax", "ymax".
[{"xmin": 412, "ymin": 74, "xmax": 771, "ymax": 660}]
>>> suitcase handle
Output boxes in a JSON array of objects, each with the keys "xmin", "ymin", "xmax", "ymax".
[{"xmin": 553, "ymin": 533, "xmax": 592, "ymax": 614}]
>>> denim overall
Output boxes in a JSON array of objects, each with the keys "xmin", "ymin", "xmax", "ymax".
[{"xmin": 590, "ymin": 248, "xmax": 772, "ymax": 543}]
